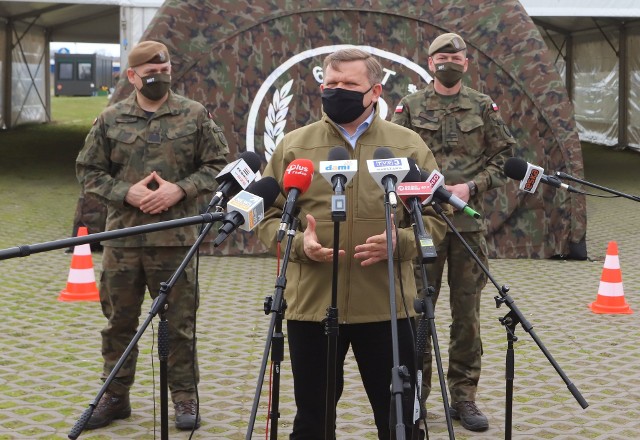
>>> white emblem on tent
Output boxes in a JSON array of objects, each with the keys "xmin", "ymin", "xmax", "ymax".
[{"xmin": 247, "ymin": 45, "xmax": 433, "ymax": 161}]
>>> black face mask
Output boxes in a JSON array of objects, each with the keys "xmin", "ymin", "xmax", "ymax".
[
  {"xmin": 321, "ymin": 86, "xmax": 373, "ymax": 124},
  {"xmin": 135, "ymin": 71, "xmax": 171, "ymax": 101},
  {"xmin": 433, "ymin": 62, "xmax": 465, "ymax": 88}
]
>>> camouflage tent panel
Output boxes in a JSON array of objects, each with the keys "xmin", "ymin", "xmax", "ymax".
[{"xmin": 111, "ymin": 0, "xmax": 586, "ymax": 258}]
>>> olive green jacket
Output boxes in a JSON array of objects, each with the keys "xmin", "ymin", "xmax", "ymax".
[
  {"xmin": 255, "ymin": 109, "xmax": 447, "ymax": 323},
  {"xmin": 392, "ymin": 83, "xmax": 515, "ymax": 231},
  {"xmin": 76, "ymin": 91, "xmax": 229, "ymax": 246}
]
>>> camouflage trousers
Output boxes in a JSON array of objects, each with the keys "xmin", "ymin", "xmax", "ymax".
[
  {"xmin": 415, "ymin": 231, "xmax": 488, "ymax": 405},
  {"xmin": 99, "ymin": 246, "xmax": 199, "ymax": 403}
]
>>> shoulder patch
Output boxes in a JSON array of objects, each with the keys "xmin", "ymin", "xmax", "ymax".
[
  {"xmin": 491, "ymin": 102, "xmax": 499, "ymax": 112},
  {"xmin": 395, "ymin": 104, "xmax": 404, "ymax": 113}
]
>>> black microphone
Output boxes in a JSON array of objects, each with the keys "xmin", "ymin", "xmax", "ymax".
[
  {"xmin": 208, "ymin": 151, "xmax": 262, "ymax": 209},
  {"xmin": 366, "ymin": 147, "xmax": 410, "ymax": 208},
  {"xmin": 319, "ymin": 146, "xmax": 357, "ymax": 194},
  {"xmin": 212, "ymin": 177, "xmax": 280, "ymax": 247},
  {"xmin": 504, "ymin": 157, "xmax": 580, "ymax": 194},
  {"xmin": 319, "ymin": 147, "xmax": 358, "ymax": 221}
]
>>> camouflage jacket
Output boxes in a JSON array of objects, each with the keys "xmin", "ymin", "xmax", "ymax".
[
  {"xmin": 76, "ymin": 90, "xmax": 229, "ymax": 247},
  {"xmin": 255, "ymin": 108, "xmax": 447, "ymax": 323},
  {"xmin": 392, "ymin": 83, "xmax": 514, "ymax": 232}
]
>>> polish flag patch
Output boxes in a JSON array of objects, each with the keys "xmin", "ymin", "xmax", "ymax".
[
  {"xmin": 395, "ymin": 104, "xmax": 404, "ymax": 113},
  {"xmin": 491, "ymin": 102, "xmax": 499, "ymax": 111}
]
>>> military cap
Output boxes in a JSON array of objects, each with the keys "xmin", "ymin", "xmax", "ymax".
[
  {"xmin": 128, "ymin": 41, "xmax": 170, "ymax": 68},
  {"xmin": 428, "ymin": 33, "xmax": 467, "ymax": 56}
]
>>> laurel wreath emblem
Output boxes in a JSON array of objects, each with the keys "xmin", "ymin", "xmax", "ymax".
[{"xmin": 263, "ymin": 79, "xmax": 293, "ymax": 162}]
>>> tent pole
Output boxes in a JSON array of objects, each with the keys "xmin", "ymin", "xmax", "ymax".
[{"xmin": 617, "ymin": 23, "xmax": 628, "ymax": 149}]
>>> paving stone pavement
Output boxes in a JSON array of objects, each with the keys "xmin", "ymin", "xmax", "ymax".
[{"xmin": 0, "ymin": 143, "xmax": 638, "ymax": 439}]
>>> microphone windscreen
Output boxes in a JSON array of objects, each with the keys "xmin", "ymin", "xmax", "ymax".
[
  {"xmin": 246, "ymin": 176, "xmax": 280, "ymax": 210},
  {"xmin": 283, "ymin": 159, "xmax": 314, "ymax": 193},
  {"xmin": 504, "ymin": 157, "xmax": 528, "ymax": 180},
  {"xmin": 420, "ymin": 170, "xmax": 430, "ymax": 182},
  {"xmin": 238, "ymin": 150, "xmax": 262, "ymax": 173},
  {"xmin": 403, "ymin": 158, "xmax": 422, "ymax": 182},
  {"xmin": 327, "ymin": 146, "xmax": 350, "ymax": 161},
  {"xmin": 373, "ymin": 146, "xmax": 394, "ymax": 160}
]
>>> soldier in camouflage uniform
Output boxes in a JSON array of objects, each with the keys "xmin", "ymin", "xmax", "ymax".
[
  {"xmin": 392, "ymin": 33, "xmax": 515, "ymax": 432},
  {"xmin": 76, "ymin": 41, "xmax": 229, "ymax": 431}
]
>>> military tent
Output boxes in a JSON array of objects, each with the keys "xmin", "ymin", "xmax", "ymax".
[{"xmin": 109, "ymin": 0, "xmax": 587, "ymax": 259}]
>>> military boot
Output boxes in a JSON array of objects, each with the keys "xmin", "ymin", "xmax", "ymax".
[
  {"xmin": 449, "ymin": 401, "xmax": 489, "ymax": 432},
  {"xmin": 85, "ymin": 390, "xmax": 131, "ymax": 429},
  {"xmin": 174, "ymin": 399, "xmax": 201, "ymax": 430}
]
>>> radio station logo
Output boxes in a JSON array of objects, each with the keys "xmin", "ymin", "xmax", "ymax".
[
  {"xmin": 323, "ymin": 162, "xmax": 355, "ymax": 172},
  {"xmin": 523, "ymin": 168, "xmax": 540, "ymax": 192},
  {"xmin": 285, "ymin": 162, "xmax": 311, "ymax": 176}
]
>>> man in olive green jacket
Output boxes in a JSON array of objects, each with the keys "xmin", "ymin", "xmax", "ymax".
[{"xmin": 255, "ymin": 48, "xmax": 447, "ymax": 440}]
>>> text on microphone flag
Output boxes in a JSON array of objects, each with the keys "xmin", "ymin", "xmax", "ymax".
[
  {"xmin": 285, "ymin": 161, "xmax": 313, "ymax": 176},
  {"xmin": 227, "ymin": 190, "xmax": 264, "ymax": 230},
  {"xmin": 396, "ymin": 182, "xmax": 433, "ymax": 196},
  {"xmin": 372, "ymin": 158, "xmax": 403, "ymax": 168},
  {"xmin": 322, "ymin": 161, "xmax": 356, "ymax": 172},
  {"xmin": 522, "ymin": 168, "xmax": 541, "ymax": 192}
]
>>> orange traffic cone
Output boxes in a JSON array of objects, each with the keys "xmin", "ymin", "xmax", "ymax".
[
  {"xmin": 58, "ymin": 226, "xmax": 100, "ymax": 302},
  {"xmin": 589, "ymin": 241, "xmax": 632, "ymax": 314}
]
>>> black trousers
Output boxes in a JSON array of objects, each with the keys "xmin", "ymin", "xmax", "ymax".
[{"xmin": 287, "ymin": 319, "xmax": 417, "ymax": 440}]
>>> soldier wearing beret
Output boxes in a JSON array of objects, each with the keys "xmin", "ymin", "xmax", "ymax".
[
  {"xmin": 392, "ymin": 32, "xmax": 515, "ymax": 433},
  {"xmin": 76, "ymin": 40, "xmax": 229, "ymax": 431}
]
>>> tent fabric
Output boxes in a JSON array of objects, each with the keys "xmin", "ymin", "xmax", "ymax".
[
  {"xmin": 111, "ymin": 0, "xmax": 587, "ymax": 259},
  {"xmin": 3, "ymin": 22, "xmax": 48, "ymax": 127},
  {"xmin": 543, "ymin": 25, "xmax": 640, "ymax": 152},
  {"xmin": 520, "ymin": 0, "xmax": 640, "ymax": 17}
]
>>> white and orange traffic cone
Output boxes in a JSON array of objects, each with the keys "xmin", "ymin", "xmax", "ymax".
[
  {"xmin": 58, "ymin": 226, "xmax": 99, "ymax": 302},
  {"xmin": 589, "ymin": 241, "xmax": 632, "ymax": 314}
]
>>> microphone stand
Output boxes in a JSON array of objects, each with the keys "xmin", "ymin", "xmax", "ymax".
[
  {"xmin": 324, "ymin": 182, "xmax": 347, "ymax": 440},
  {"xmin": 0, "ymin": 213, "xmax": 224, "ymax": 261},
  {"xmin": 555, "ymin": 172, "xmax": 640, "ymax": 202},
  {"xmin": 430, "ymin": 201, "xmax": 588, "ymax": 440},
  {"xmin": 22, "ymin": 211, "xmax": 225, "ymax": 440},
  {"xmin": 406, "ymin": 199, "xmax": 455, "ymax": 440},
  {"xmin": 245, "ymin": 214, "xmax": 300, "ymax": 440},
  {"xmin": 383, "ymin": 191, "xmax": 410, "ymax": 440}
]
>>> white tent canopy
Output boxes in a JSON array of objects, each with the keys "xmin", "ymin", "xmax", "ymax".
[{"xmin": 521, "ymin": 0, "xmax": 640, "ymax": 150}]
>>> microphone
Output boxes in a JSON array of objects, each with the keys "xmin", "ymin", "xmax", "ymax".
[
  {"xmin": 277, "ymin": 159, "xmax": 315, "ymax": 242},
  {"xmin": 504, "ymin": 157, "xmax": 580, "ymax": 194},
  {"xmin": 212, "ymin": 176, "xmax": 280, "ymax": 247},
  {"xmin": 319, "ymin": 146, "xmax": 358, "ymax": 193},
  {"xmin": 207, "ymin": 151, "xmax": 262, "ymax": 209},
  {"xmin": 366, "ymin": 147, "xmax": 410, "ymax": 208},
  {"xmin": 421, "ymin": 169, "xmax": 481, "ymax": 219},
  {"xmin": 320, "ymin": 147, "xmax": 358, "ymax": 221},
  {"xmin": 397, "ymin": 161, "xmax": 437, "ymax": 263}
]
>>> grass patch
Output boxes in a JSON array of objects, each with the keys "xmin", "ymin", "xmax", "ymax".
[
  {"xmin": 51, "ymin": 95, "xmax": 110, "ymax": 127},
  {"xmin": 0, "ymin": 96, "xmax": 109, "ymax": 178}
]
